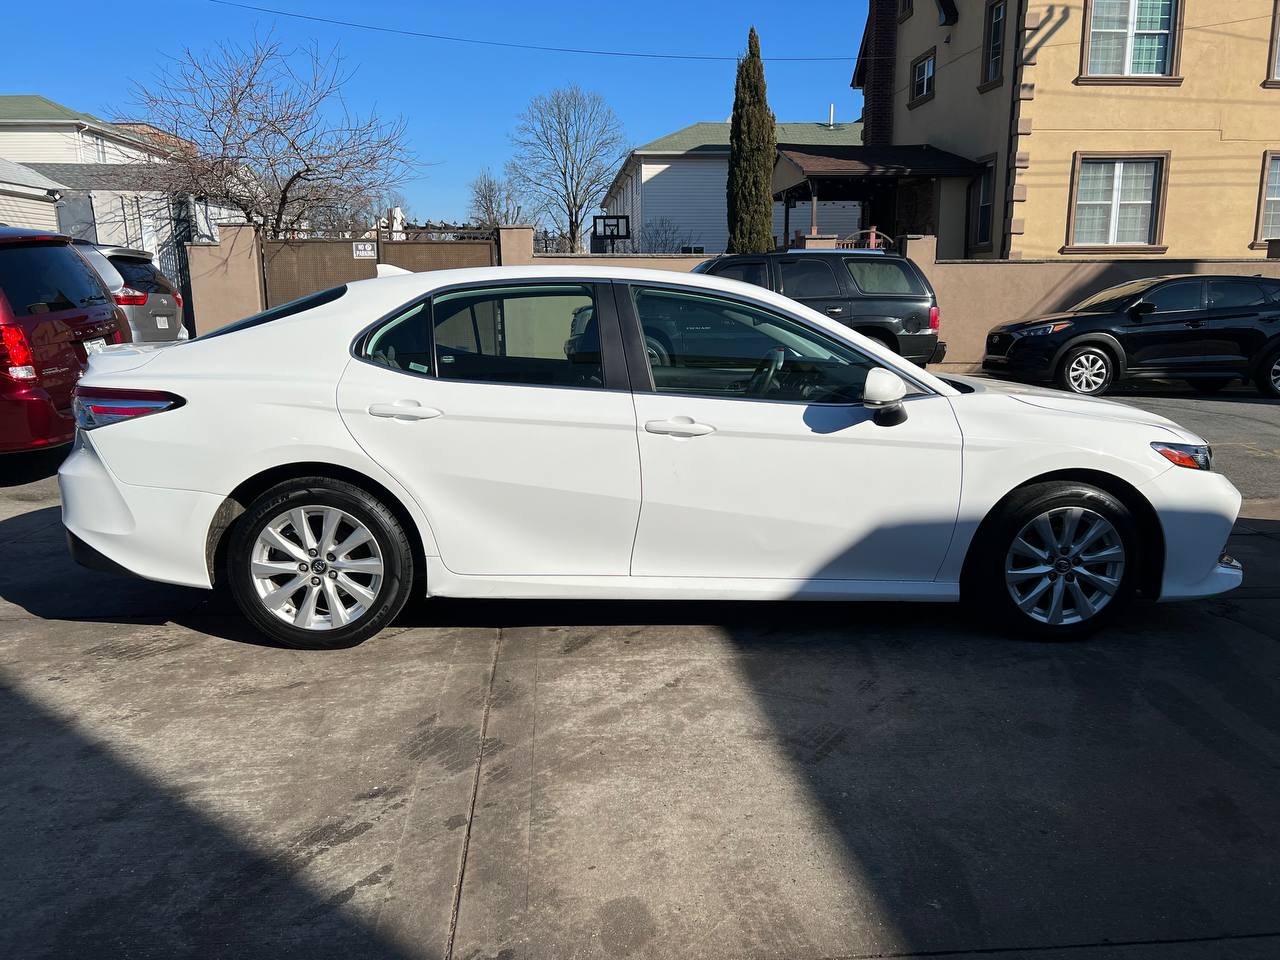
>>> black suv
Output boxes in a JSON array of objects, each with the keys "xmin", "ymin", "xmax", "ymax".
[
  {"xmin": 983, "ymin": 274, "xmax": 1280, "ymax": 397},
  {"xmin": 693, "ymin": 250, "xmax": 945, "ymax": 366}
]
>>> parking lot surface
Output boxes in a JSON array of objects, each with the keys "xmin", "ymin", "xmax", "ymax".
[{"xmin": 1, "ymin": 384, "xmax": 1278, "ymax": 960}]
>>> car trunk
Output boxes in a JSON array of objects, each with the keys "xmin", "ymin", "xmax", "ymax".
[
  {"xmin": 109, "ymin": 255, "xmax": 181, "ymax": 341},
  {"xmin": 0, "ymin": 240, "xmax": 124, "ymax": 412}
]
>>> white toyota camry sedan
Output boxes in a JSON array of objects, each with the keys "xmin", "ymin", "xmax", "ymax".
[{"xmin": 59, "ymin": 266, "xmax": 1243, "ymax": 648}]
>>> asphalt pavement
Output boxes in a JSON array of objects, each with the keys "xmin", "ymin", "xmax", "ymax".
[{"xmin": 0, "ymin": 384, "xmax": 1277, "ymax": 960}]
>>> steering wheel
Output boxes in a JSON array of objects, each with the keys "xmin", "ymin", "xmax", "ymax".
[{"xmin": 747, "ymin": 345, "xmax": 787, "ymax": 396}]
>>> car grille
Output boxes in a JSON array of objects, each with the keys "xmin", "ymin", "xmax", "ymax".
[{"xmin": 986, "ymin": 332, "xmax": 1014, "ymax": 357}]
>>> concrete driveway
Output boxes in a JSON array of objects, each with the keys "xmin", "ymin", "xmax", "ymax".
[{"xmin": 1, "ymin": 384, "xmax": 1278, "ymax": 960}]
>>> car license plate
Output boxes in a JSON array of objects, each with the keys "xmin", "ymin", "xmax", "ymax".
[
  {"xmin": 156, "ymin": 317, "xmax": 169, "ymax": 329},
  {"xmin": 84, "ymin": 338, "xmax": 107, "ymax": 354}
]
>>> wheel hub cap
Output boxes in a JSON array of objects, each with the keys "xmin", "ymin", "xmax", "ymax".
[
  {"xmin": 250, "ymin": 506, "xmax": 384, "ymax": 631},
  {"xmin": 1005, "ymin": 505, "xmax": 1125, "ymax": 626},
  {"xmin": 1068, "ymin": 354, "xmax": 1107, "ymax": 392}
]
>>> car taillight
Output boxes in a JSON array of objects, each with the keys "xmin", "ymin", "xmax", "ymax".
[
  {"xmin": 0, "ymin": 324, "xmax": 37, "ymax": 381},
  {"xmin": 114, "ymin": 286, "xmax": 148, "ymax": 306},
  {"xmin": 73, "ymin": 386, "xmax": 185, "ymax": 430},
  {"xmin": 174, "ymin": 291, "xmax": 184, "ymax": 309},
  {"xmin": 928, "ymin": 306, "xmax": 940, "ymax": 331}
]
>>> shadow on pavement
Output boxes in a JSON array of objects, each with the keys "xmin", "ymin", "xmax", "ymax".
[
  {"xmin": 0, "ymin": 445, "xmax": 69, "ymax": 487},
  {"xmin": 0, "ymin": 680, "xmax": 417, "ymax": 960}
]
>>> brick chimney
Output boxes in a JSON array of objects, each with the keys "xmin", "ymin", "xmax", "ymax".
[{"xmin": 857, "ymin": 0, "xmax": 899, "ymax": 146}]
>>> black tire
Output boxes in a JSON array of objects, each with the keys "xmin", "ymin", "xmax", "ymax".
[
  {"xmin": 856, "ymin": 328, "xmax": 899, "ymax": 355},
  {"xmin": 227, "ymin": 477, "xmax": 414, "ymax": 649},
  {"xmin": 1056, "ymin": 344, "xmax": 1116, "ymax": 395},
  {"xmin": 1257, "ymin": 345, "xmax": 1280, "ymax": 399},
  {"xmin": 1188, "ymin": 378, "xmax": 1234, "ymax": 394},
  {"xmin": 966, "ymin": 482, "xmax": 1139, "ymax": 640}
]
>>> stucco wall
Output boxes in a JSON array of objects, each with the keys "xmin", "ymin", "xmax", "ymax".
[
  {"xmin": 186, "ymin": 223, "xmax": 265, "ymax": 335},
  {"xmin": 1013, "ymin": 0, "xmax": 1279, "ymax": 260}
]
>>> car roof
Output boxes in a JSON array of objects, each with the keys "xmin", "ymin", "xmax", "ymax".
[
  {"xmin": 711, "ymin": 249, "xmax": 902, "ymax": 259},
  {"xmin": 0, "ymin": 225, "xmax": 70, "ymax": 244}
]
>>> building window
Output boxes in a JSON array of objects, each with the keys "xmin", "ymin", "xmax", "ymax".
[
  {"xmin": 909, "ymin": 48, "xmax": 936, "ymax": 107},
  {"xmin": 981, "ymin": 0, "xmax": 1007, "ymax": 88},
  {"xmin": 1067, "ymin": 154, "xmax": 1168, "ymax": 251},
  {"xmin": 1082, "ymin": 0, "xmax": 1181, "ymax": 80},
  {"xmin": 967, "ymin": 159, "xmax": 996, "ymax": 253},
  {"xmin": 898, "ymin": 0, "xmax": 913, "ymax": 21},
  {"xmin": 1256, "ymin": 153, "xmax": 1280, "ymax": 246}
]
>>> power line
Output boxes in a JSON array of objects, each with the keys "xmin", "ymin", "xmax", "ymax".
[{"xmin": 206, "ymin": 0, "xmax": 856, "ymax": 62}]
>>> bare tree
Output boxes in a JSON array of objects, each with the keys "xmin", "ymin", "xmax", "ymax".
[
  {"xmin": 637, "ymin": 217, "xmax": 701, "ymax": 254},
  {"xmin": 507, "ymin": 85, "xmax": 626, "ymax": 252},
  {"xmin": 133, "ymin": 35, "xmax": 414, "ymax": 237},
  {"xmin": 468, "ymin": 168, "xmax": 526, "ymax": 230}
]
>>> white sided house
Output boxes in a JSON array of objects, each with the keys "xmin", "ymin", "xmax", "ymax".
[
  {"xmin": 602, "ymin": 121, "xmax": 864, "ymax": 254},
  {"xmin": 0, "ymin": 157, "xmax": 65, "ymax": 231}
]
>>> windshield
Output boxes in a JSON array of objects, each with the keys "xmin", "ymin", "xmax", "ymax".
[{"xmin": 1070, "ymin": 278, "xmax": 1162, "ymax": 312}]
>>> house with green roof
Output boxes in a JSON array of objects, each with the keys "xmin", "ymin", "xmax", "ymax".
[
  {"xmin": 0, "ymin": 95, "xmax": 168, "ymax": 165},
  {"xmin": 601, "ymin": 120, "xmax": 864, "ymax": 254}
]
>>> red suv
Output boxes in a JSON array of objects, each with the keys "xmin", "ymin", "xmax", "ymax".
[{"xmin": 0, "ymin": 228, "xmax": 130, "ymax": 453}]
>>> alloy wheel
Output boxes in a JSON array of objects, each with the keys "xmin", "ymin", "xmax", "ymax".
[
  {"xmin": 1004, "ymin": 506, "xmax": 1125, "ymax": 626},
  {"xmin": 250, "ymin": 506, "xmax": 384, "ymax": 630},
  {"xmin": 1271, "ymin": 355, "xmax": 1280, "ymax": 394},
  {"xmin": 1067, "ymin": 352, "xmax": 1108, "ymax": 393}
]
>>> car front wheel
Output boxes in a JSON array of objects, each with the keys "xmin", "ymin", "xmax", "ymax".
[
  {"xmin": 970, "ymin": 482, "xmax": 1138, "ymax": 639},
  {"xmin": 1257, "ymin": 345, "xmax": 1280, "ymax": 399},
  {"xmin": 1057, "ymin": 345, "xmax": 1115, "ymax": 395},
  {"xmin": 227, "ymin": 477, "xmax": 414, "ymax": 648}
]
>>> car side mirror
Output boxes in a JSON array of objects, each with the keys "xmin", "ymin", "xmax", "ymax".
[
  {"xmin": 1130, "ymin": 301, "xmax": 1156, "ymax": 320},
  {"xmin": 864, "ymin": 368, "xmax": 908, "ymax": 426}
]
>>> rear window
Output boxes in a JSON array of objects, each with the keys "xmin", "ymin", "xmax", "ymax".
[
  {"xmin": 0, "ymin": 242, "xmax": 110, "ymax": 317},
  {"xmin": 195, "ymin": 285, "xmax": 348, "ymax": 340},
  {"xmin": 843, "ymin": 258, "xmax": 926, "ymax": 296},
  {"xmin": 109, "ymin": 256, "xmax": 174, "ymax": 295}
]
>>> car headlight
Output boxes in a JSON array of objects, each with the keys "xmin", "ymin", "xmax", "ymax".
[
  {"xmin": 1018, "ymin": 321, "xmax": 1072, "ymax": 337},
  {"xmin": 1151, "ymin": 441, "xmax": 1213, "ymax": 471}
]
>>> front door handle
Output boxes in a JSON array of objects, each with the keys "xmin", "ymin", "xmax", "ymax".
[
  {"xmin": 645, "ymin": 416, "xmax": 715, "ymax": 438},
  {"xmin": 368, "ymin": 400, "xmax": 443, "ymax": 421},
  {"xmin": 1184, "ymin": 320, "xmax": 1206, "ymax": 328},
  {"xmin": 826, "ymin": 306, "xmax": 844, "ymax": 315}
]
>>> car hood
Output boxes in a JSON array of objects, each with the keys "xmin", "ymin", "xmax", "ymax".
[
  {"xmin": 943, "ymin": 374, "xmax": 1206, "ymax": 443},
  {"xmin": 989, "ymin": 310, "xmax": 1086, "ymax": 333}
]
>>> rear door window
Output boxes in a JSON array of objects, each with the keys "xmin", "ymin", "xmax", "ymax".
[
  {"xmin": 1208, "ymin": 279, "xmax": 1269, "ymax": 309},
  {"xmin": 708, "ymin": 260, "xmax": 769, "ymax": 289},
  {"xmin": 109, "ymin": 257, "xmax": 175, "ymax": 294},
  {"xmin": 778, "ymin": 259, "xmax": 841, "ymax": 298},
  {"xmin": 843, "ymin": 258, "xmax": 926, "ymax": 296},
  {"xmin": 0, "ymin": 242, "xmax": 110, "ymax": 317}
]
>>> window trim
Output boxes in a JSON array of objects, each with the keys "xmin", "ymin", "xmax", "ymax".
[
  {"xmin": 908, "ymin": 47, "xmax": 937, "ymax": 109},
  {"xmin": 898, "ymin": 0, "xmax": 914, "ymax": 23},
  {"xmin": 350, "ymin": 278, "xmax": 632, "ymax": 393},
  {"xmin": 966, "ymin": 154, "xmax": 998, "ymax": 255},
  {"xmin": 1266, "ymin": 2, "xmax": 1280, "ymax": 88},
  {"xmin": 1251, "ymin": 151, "xmax": 1280, "ymax": 249},
  {"xmin": 978, "ymin": 0, "xmax": 1007, "ymax": 92},
  {"xmin": 1076, "ymin": 0, "xmax": 1184, "ymax": 86},
  {"xmin": 1061, "ymin": 151, "xmax": 1171, "ymax": 255},
  {"xmin": 615, "ymin": 279, "xmax": 938, "ymax": 403}
]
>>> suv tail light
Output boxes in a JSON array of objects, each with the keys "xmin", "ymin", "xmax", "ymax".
[
  {"xmin": 928, "ymin": 306, "xmax": 941, "ymax": 331},
  {"xmin": 114, "ymin": 287, "xmax": 148, "ymax": 306},
  {"xmin": 73, "ymin": 386, "xmax": 185, "ymax": 430},
  {"xmin": 174, "ymin": 291, "xmax": 184, "ymax": 309},
  {"xmin": 0, "ymin": 324, "xmax": 37, "ymax": 381}
]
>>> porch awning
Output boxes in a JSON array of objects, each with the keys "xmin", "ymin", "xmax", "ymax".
[{"xmin": 773, "ymin": 144, "xmax": 984, "ymax": 197}]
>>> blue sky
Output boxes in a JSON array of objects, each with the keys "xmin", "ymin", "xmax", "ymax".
[{"xmin": 7, "ymin": 0, "xmax": 866, "ymax": 222}]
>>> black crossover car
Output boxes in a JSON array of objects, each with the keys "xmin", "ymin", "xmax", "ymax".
[
  {"xmin": 693, "ymin": 249, "xmax": 945, "ymax": 366},
  {"xmin": 983, "ymin": 274, "xmax": 1280, "ymax": 397}
]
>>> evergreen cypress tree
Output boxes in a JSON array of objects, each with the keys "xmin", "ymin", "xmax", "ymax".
[{"xmin": 726, "ymin": 27, "xmax": 777, "ymax": 254}]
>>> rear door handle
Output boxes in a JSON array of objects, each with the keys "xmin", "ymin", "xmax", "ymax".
[
  {"xmin": 826, "ymin": 306, "xmax": 844, "ymax": 315},
  {"xmin": 1184, "ymin": 320, "xmax": 1206, "ymax": 328},
  {"xmin": 645, "ymin": 416, "xmax": 715, "ymax": 438},
  {"xmin": 367, "ymin": 400, "xmax": 443, "ymax": 421}
]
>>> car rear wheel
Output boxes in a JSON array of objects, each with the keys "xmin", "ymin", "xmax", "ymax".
[
  {"xmin": 227, "ymin": 478, "xmax": 414, "ymax": 648},
  {"xmin": 1257, "ymin": 345, "xmax": 1280, "ymax": 399},
  {"xmin": 1057, "ymin": 345, "xmax": 1115, "ymax": 396},
  {"xmin": 969, "ymin": 482, "xmax": 1138, "ymax": 639}
]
